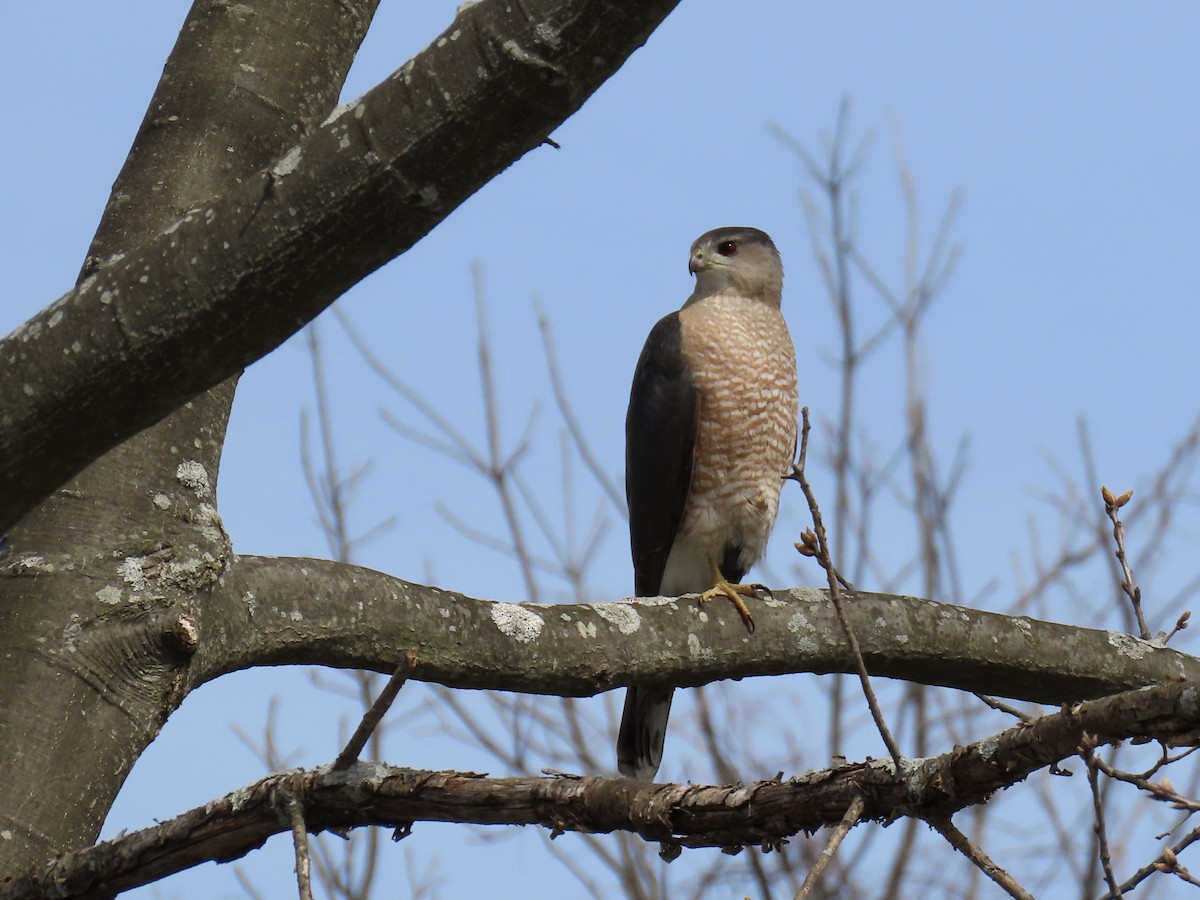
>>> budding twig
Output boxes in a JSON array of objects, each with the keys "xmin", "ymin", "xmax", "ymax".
[
  {"xmin": 1101, "ymin": 486, "xmax": 1150, "ymax": 640},
  {"xmin": 788, "ymin": 407, "xmax": 903, "ymax": 771}
]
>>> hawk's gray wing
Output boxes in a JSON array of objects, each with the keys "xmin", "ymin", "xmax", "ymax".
[
  {"xmin": 624, "ymin": 310, "xmax": 698, "ymax": 597},
  {"xmin": 619, "ymin": 310, "xmax": 697, "ymax": 780}
]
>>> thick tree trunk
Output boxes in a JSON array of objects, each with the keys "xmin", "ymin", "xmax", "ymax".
[{"xmin": 0, "ymin": 0, "xmax": 382, "ymax": 864}]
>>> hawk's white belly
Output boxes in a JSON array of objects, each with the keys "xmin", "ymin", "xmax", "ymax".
[{"xmin": 663, "ymin": 292, "xmax": 798, "ymax": 594}]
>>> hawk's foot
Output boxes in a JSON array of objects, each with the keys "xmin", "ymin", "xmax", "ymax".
[{"xmin": 699, "ymin": 575, "xmax": 764, "ymax": 634}]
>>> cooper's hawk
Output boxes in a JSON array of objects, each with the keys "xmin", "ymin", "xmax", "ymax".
[{"xmin": 617, "ymin": 226, "xmax": 798, "ymax": 781}]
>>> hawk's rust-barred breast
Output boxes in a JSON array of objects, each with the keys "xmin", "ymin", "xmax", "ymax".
[{"xmin": 617, "ymin": 226, "xmax": 799, "ymax": 781}]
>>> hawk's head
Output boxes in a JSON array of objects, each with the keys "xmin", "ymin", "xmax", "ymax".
[{"xmin": 687, "ymin": 226, "xmax": 783, "ymax": 307}]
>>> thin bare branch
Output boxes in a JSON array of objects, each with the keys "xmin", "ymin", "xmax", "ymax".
[
  {"xmin": 790, "ymin": 407, "xmax": 905, "ymax": 771},
  {"xmin": 285, "ymin": 793, "xmax": 315, "ymax": 900},
  {"xmin": 1081, "ymin": 738, "xmax": 1123, "ymax": 898},
  {"xmin": 794, "ymin": 795, "xmax": 864, "ymax": 900},
  {"xmin": 929, "ymin": 817, "xmax": 1033, "ymax": 900},
  {"xmin": 334, "ymin": 650, "xmax": 418, "ymax": 771}
]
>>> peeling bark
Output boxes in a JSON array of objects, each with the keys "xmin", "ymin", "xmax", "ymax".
[{"xmin": 5, "ymin": 681, "xmax": 1198, "ymax": 900}]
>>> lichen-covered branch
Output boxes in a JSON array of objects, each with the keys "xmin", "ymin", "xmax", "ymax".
[
  {"xmin": 194, "ymin": 554, "xmax": 1200, "ymax": 704},
  {"xmin": 0, "ymin": 0, "xmax": 683, "ymax": 533},
  {"xmin": 7, "ymin": 681, "xmax": 1199, "ymax": 900}
]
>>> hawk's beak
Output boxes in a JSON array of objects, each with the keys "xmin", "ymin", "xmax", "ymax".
[{"xmin": 688, "ymin": 250, "xmax": 705, "ymax": 275}]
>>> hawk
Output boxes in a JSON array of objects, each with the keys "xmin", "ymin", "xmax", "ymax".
[{"xmin": 616, "ymin": 226, "xmax": 799, "ymax": 781}]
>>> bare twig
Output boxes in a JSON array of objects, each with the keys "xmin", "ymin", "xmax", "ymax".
[
  {"xmin": 794, "ymin": 795, "xmax": 865, "ymax": 900},
  {"xmin": 1090, "ymin": 753, "xmax": 1200, "ymax": 814},
  {"xmin": 929, "ymin": 817, "xmax": 1033, "ymax": 900},
  {"xmin": 789, "ymin": 406, "xmax": 904, "ymax": 771},
  {"xmin": 1104, "ymin": 823, "xmax": 1200, "ymax": 899},
  {"xmin": 1102, "ymin": 485, "xmax": 1150, "ymax": 639},
  {"xmin": 1081, "ymin": 737, "xmax": 1123, "ymax": 898},
  {"xmin": 974, "ymin": 694, "xmax": 1035, "ymax": 724},
  {"xmin": 283, "ymin": 792, "xmax": 314, "ymax": 900},
  {"xmin": 334, "ymin": 650, "xmax": 418, "ymax": 771}
]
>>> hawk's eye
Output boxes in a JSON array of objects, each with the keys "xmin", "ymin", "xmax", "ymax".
[{"xmin": 717, "ymin": 240, "xmax": 738, "ymax": 257}]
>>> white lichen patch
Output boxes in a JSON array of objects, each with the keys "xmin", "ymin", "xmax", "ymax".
[
  {"xmin": 195, "ymin": 503, "xmax": 225, "ymax": 543},
  {"xmin": 1107, "ymin": 631, "xmax": 1150, "ymax": 660},
  {"xmin": 176, "ymin": 460, "xmax": 211, "ymax": 498},
  {"xmin": 786, "ymin": 610, "xmax": 814, "ymax": 634},
  {"xmin": 152, "ymin": 493, "xmax": 172, "ymax": 510},
  {"xmin": 159, "ymin": 556, "xmax": 208, "ymax": 589},
  {"xmin": 118, "ymin": 557, "xmax": 149, "ymax": 592},
  {"xmin": 272, "ymin": 146, "xmax": 303, "ymax": 178},
  {"xmin": 534, "ymin": 22, "xmax": 562, "ymax": 48},
  {"xmin": 95, "ymin": 585, "xmax": 123, "ymax": 605},
  {"xmin": 686, "ymin": 632, "xmax": 712, "ymax": 660},
  {"xmin": 787, "ymin": 610, "xmax": 819, "ymax": 654},
  {"xmin": 7, "ymin": 554, "xmax": 51, "ymax": 575},
  {"xmin": 575, "ymin": 621, "xmax": 597, "ymax": 639},
  {"xmin": 624, "ymin": 595, "xmax": 679, "ymax": 608},
  {"xmin": 490, "ymin": 602, "xmax": 543, "ymax": 643},
  {"xmin": 594, "ymin": 603, "xmax": 640, "ymax": 634},
  {"xmin": 241, "ymin": 591, "xmax": 257, "ymax": 616},
  {"xmin": 976, "ymin": 735, "xmax": 1000, "ymax": 761},
  {"xmin": 791, "ymin": 587, "xmax": 828, "ymax": 603}
]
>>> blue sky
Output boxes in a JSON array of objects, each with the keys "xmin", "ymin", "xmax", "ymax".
[{"xmin": 5, "ymin": 2, "xmax": 1200, "ymax": 896}]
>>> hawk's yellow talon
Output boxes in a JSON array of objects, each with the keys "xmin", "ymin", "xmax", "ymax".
[{"xmin": 700, "ymin": 562, "xmax": 760, "ymax": 633}]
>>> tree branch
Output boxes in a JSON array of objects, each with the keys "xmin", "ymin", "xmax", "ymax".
[
  {"xmin": 8, "ymin": 681, "xmax": 1200, "ymax": 900},
  {"xmin": 0, "ymin": 0, "xmax": 683, "ymax": 533},
  {"xmin": 191, "ymin": 555, "xmax": 1200, "ymax": 704}
]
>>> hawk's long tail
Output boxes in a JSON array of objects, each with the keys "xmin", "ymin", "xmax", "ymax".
[{"xmin": 616, "ymin": 685, "xmax": 674, "ymax": 780}]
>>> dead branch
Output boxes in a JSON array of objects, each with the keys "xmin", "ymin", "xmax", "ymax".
[{"xmin": 9, "ymin": 680, "xmax": 1200, "ymax": 900}]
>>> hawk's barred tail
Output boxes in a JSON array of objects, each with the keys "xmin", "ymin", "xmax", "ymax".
[{"xmin": 617, "ymin": 685, "xmax": 674, "ymax": 780}]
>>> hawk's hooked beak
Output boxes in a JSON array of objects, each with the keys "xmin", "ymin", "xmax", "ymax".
[{"xmin": 688, "ymin": 249, "xmax": 706, "ymax": 275}]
